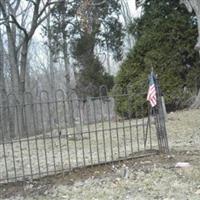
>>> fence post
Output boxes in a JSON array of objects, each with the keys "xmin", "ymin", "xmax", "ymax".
[{"xmin": 154, "ymin": 75, "xmax": 169, "ymax": 153}]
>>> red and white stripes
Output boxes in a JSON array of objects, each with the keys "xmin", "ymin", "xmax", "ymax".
[{"xmin": 147, "ymin": 84, "xmax": 157, "ymax": 107}]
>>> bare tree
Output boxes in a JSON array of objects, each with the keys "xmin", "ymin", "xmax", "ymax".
[
  {"xmin": 0, "ymin": 0, "xmax": 55, "ymax": 98},
  {"xmin": 180, "ymin": 0, "xmax": 200, "ymax": 50},
  {"xmin": 0, "ymin": 27, "xmax": 8, "ymax": 138},
  {"xmin": 120, "ymin": 0, "xmax": 134, "ymax": 51},
  {"xmin": 180, "ymin": 0, "xmax": 200, "ymax": 108},
  {"xmin": 0, "ymin": 29, "xmax": 6, "ymax": 98},
  {"xmin": 0, "ymin": 0, "xmax": 56, "ymax": 137}
]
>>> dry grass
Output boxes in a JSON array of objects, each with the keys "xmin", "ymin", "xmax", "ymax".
[
  {"xmin": 0, "ymin": 118, "xmax": 158, "ymax": 183},
  {"xmin": 1, "ymin": 108, "xmax": 200, "ymax": 200}
]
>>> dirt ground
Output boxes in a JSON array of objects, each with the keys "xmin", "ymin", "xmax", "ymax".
[{"xmin": 1, "ymin": 109, "xmax": 200, "ymax": 200}]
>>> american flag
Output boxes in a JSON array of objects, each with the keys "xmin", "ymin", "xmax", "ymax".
[{"xmin": 147, "ymin": 73, "xmax": 157, "ymax": 107}]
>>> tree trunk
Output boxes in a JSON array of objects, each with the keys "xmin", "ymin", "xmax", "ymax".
[
  {"xmin": 0, "ymin": 29, "xmax": 8, "ymax": 140},
  {"xmin": 47, "ymin": 14, "xmax": 56, "ymax": 97},
  {"xmin": 61, "ymin": 4, "xmax": 75, "ymax": 127},
  {"xmin": 20, "ymin": 41, "xmax": 28, "ymax": 95},
  {"xmin": 47, "ymin": 14, "xmax": 57, "ymax": 129},
  {"xmin": 62, "ymin": 36, "xmax": 71, "ymax": 94},
  {"xmin": 5, "ymin": 23, "xmax": 19, "ymax": 139},
  {"xmin": 106, "ymin": 50, "xmax": 111, "ymax": 74},
  {"xmin": 180, "ymin": 0, "xmax": 200, "ymax": 50},
  {"xmin": 26, "ymin": 56, "xmax": 31, "ymax": 91},
  {"xmin": 7, "ymin": 32, "xmax": 20, "ymax": 95},
  {"xmin": 18, "ymin": 41, "xmax": 29, "ymax": 137},
  {"xmin": 181, "ymin": 0, "xmax": 200, "ymax": 108},
  {"xmin": 62, "ymin": 39, "xmax": 75, "ymax": 127},
  {"xmin": 120, "ymin": 0, "xmax": 134, "ymax": 51}
]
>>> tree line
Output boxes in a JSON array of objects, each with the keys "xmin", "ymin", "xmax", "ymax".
[
  {"xmin": 0, "ymin": 0, "xmax": 126, "ymax": 138},
  {"xmin": 0, "ymin": 0, "xmax": 126, "ymax": 101}
]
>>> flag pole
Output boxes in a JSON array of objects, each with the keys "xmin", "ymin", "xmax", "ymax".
[
  {"xmin": 147, "ymin": 69, "xmax": 169, "ymax": 153},
  {"xmin": 155, "ymin": 75, "xmax": 169, "ymax": 153},
  {"xmin": 145, "ymin": 68, "xmax": 155, "ymax": 148}
]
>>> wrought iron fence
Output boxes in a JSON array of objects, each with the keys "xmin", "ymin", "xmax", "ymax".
[{"xmin": 0, "ymin": 86, "xmax": 168, "ymax": 184}]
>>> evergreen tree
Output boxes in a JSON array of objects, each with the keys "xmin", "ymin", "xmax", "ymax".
[{"xmin": 114, "ymin": 0, "xmax": 200, "ymax": 115}]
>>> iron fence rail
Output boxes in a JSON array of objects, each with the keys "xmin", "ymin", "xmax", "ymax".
[{"xmin": 0, "ymin": 89, "xmax": 161, "ymax": 184}]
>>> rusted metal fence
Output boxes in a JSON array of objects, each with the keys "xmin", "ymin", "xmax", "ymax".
[{"xmin": 0, "ymin": 86, "xmax": 168, "ymax": 184}]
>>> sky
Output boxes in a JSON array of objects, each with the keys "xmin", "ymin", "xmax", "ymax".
[{"xmin": 127, "ymin": 0, "xmax": 142, "ymax": 17}]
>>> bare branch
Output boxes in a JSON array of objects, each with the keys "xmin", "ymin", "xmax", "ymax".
[
  {"xmin": 10, "ymin": 15, "xmax": 28, "ymax": 38},
  {"xmin": 16, "ymin": 1, "xmax": 32, "ymax": 19},
  {"xmin": 28, "ymin": 0, "xmax": 37, "ymax": 6},
  {"xmin": 14, "ymin": 0, "xmax": 21, "ymax": 13},
  {"xmin": 92, "ymin": 0, "xmax": 106, "ymax": 7},
  {"xmin": 37, "ymin": 0, "xmax": 50, "ymax": 20},
  {"xmin": 36, "ymin": 5, "xmax": 53, "ymax": 27},
  {"xmin": 29, "ymin": 0, "xmax": 59, "ymax": 37},
  {"xmin": 0, "ymin": 2, "xmax": 13, "ymax": 34}
]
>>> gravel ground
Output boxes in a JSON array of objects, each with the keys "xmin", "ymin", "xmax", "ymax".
[{"xmin": 1, "ymin": 108, "xmax": 200, "ymax": 200}]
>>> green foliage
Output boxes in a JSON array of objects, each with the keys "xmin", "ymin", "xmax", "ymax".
[
  {"xmin": 45, "ymin": 0, "xmax": 123, "ymax": 96},
  {"xmin": 114, "ymin": 0, "xmax": 200, "ymax": 116},
  {"xmin": 75, "ymin": 54, "xmax": 114, "ymax": 97}
]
